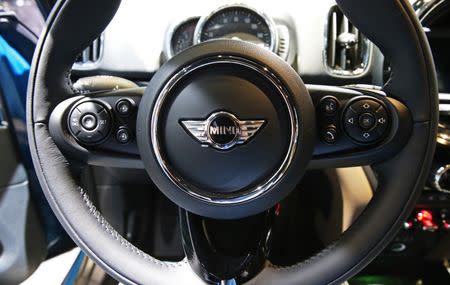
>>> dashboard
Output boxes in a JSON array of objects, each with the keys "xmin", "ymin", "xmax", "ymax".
[{"xmin": 73, "ymin": 0, "xmax": 383, "ymax": 86}]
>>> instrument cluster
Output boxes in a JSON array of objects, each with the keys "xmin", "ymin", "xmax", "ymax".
[{"xmin": 164, "ymin": 4, "xmax": 290, "ymax": 62}]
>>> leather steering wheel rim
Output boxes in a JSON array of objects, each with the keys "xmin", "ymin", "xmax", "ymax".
[{"xmin": 27, "ymin": 0, "xmax": 438, "ymax": 284}]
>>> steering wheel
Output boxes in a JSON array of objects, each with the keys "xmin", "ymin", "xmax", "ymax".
[{"xmin": 27, "ymin": 0, "xmax": 438, "ymax": 284}]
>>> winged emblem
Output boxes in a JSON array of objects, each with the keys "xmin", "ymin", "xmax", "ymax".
[{"xmin": 180, "ymin": 111, "xmax": 265, "ymax": 150}]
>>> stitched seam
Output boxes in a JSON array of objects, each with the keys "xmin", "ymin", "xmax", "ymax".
[
  {"xmin": 271, "ymin": 0, "xmax": 436, "ymax": 279},
  {"xmin": 80, "ymin": 187, "xmax": 185, "ymax": 269},
  {"xmin": 28, "ymin": 0, "xmax": 185, "ymax": 282}
]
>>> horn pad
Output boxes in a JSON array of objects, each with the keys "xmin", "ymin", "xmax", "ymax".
[{"xmin": 137, "ymin": 40, "xmax": 315, "ymax": 219}]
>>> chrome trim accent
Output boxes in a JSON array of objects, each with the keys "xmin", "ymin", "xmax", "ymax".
[
  {"xmin": 343, "ymin": 84, "xmax": 386, "ymax": 95},
  {"xmin": 437, "ymin": 123, "xmax": 450, "ymax": 146},
  {"xmin": 413, "ymin": 0, "xmax": 441, "ymax": 19},
  {"xmin": 276, "ymin": 24, "xmax": 290, "ymax": 62},
  {"xmin": 163, "ymin": 16, "xmax": 200, "ymax": 60},
  {"xmin": 151, "ymin": 56, "xmax": 298, "ymax": 205},
  {"xmin": 440, "ymin": 104, "xmax": 450, "ymax": 112},
  {"xmin": 73, "ymin": 34, "xmax": 104, "ymax": 70},
  {"xmin": 437, "ymin": 125, "xmax": 450, "ymax": 146},
  {"xmin": 323, "ymin": 6, "xmax": 373, "ymax": 78},
  {"xmin": 181, "ymin": 111, "xmax": 265, "ymax": 150},
  {"xmin": 440, "ymin": 92, "xmax": 450, "ymax": 101},
  {"xmin": 193, "ymin": 4, "xmax": 279, "ymax": 55},
  {"xmin": 434, "ymin": 164, "xmax": 450, "ymax": 194}
]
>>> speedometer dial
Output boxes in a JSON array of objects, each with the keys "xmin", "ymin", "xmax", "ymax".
[
  {"xmin": 195, "ymin": 5, "xmax": 277, "ymax": 52},
  {"xmin": 165, "ymin": 17, "xmax": 200, "ymax": 59},
  {"xmin": 171, "ymin": 17, "xmax": 199, "ymax": 56}
]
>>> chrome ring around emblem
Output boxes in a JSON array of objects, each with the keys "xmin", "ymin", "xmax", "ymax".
[{"xmin": 150, "ymin": 56, "xmax": 299, "ymax": 205}]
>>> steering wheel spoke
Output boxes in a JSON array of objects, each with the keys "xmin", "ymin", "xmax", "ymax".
[
  {"xmin": 48, "ymin": 87, "xmax": 145, "ymax": 168},
  {"xmin": 49, "ymin": 83, "xmax": 413, "ymax": 172},
  {"xmin": 308, "ymin": 85, "xmax": 412, "ymax": 169}
]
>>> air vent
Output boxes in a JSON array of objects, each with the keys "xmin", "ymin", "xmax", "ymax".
[
  {"xmin": 324, "ymin": 6, "xmax": 372, "ymax": 77},
  {"xmin": 74, "ymin": 35, "xmax": 103, "ymax": 67},
  {"xmin": 276, "ymin": 25, "xmax": 290, "ymax": 62}
]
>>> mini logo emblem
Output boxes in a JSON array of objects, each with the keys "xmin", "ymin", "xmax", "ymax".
[{"xmin": 180, "ymin": 111, "xmax": 265, "ymax": 150}]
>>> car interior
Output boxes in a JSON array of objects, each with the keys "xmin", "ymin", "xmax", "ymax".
[{"xmin": 0, "ymin": 0, "xmax": 449, "ymax": 284}]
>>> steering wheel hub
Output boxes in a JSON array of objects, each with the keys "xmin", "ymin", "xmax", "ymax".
[{"xmin": 137, "ymin": 47, "xmax": 315, "ymax": 218}]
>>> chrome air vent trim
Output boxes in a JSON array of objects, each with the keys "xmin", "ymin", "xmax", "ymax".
[{"xmin": 323, "ymin": 5, "xmax": 373, "ymax": 78}]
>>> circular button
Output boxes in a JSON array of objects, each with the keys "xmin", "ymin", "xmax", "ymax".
[
  {"xmin": 322, "ymin": 127, "xmax": 338, "ymax": 144},
  {"xmin": 116, "ymin": 128, "xmax": 131, "ymax": 144},
  {"xmin": 80, "ymin": 114, "xmax": 97, "ymax": 131},
  {"xmin": 116, "ymin": 99, "xmax": 134, "ymax": 116},
  {"xmin": 206, "ymin": 112, "xmax": 239, "ymax": 148},
  {"xmin": 358, "ymin": 113, "xmax": 376, "ymax": 130},
  {"xmin": 343, "ymin": 98, "xmax": 389, "ymax": 144},
  {"xmin": 320, "ymin": 96, "xmax": 339, "ymax": 115},
  {"xmin": 68, "ymin": 101, "xmax": 111, "ymax": 145}
]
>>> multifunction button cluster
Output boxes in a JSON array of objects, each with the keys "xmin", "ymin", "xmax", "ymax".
[
  {"xmin": 318, "ymin": 96, "xmax": 340, "ymax": 144},
  {"xmin": 68, "ymin": 101, "xmax": 111, "ymax": 144},
  {"xmin": 68, "ymin": 98, "xmax": 136, "ymax": 146},
  {"xmin": 343, "ymin": 98, "xmax": 388, "ymax": 143},
  {"xmin": 317, "ymin": 95, "xmax": 390, "ymax": 146},
  {"xmin": 114, "ymin": 98, "xmax": 135, "ymax": 144}
]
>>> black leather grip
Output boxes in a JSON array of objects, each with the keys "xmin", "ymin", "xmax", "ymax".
[{"xmin": 27, "ymin": 0, "xmax": 438, "ymax": 284}]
